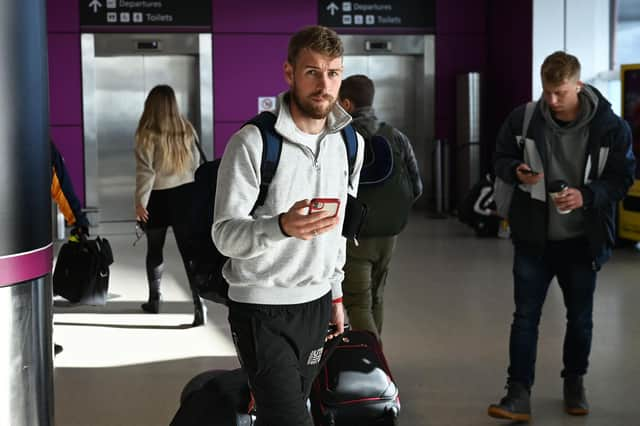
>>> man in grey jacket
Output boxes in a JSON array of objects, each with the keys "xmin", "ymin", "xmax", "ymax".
[
  {"xmin": 213, "ymin": 26, "xmax": 364, "ymax": 426},
  {"xmin": 488, "ymin": 51, "xmax": 634, "ymax": 422}
]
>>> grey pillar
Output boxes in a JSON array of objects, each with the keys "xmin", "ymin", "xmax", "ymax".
[
  {"xmin": 0, "ymin": 0, "xmax": 54, "ymax": 425},
  {"xmin": 455, "ymin": 72, "xmax": 482, "ymax": 206}
]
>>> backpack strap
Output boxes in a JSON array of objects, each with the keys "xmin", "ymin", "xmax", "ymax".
[
  {"xmin": 340, "ymin": 124, "xmax": 358, "ymax": 176},
  {"xmin": 244, "ymin": 111, "xmax": 283, "ymax": 209},
  {"xmin": 518, "ymin": 101, "xmax": 537, "ymax": 146},
  {"xmin": 244, "ymin": 114, "xmax": 357, "ymax": 209}
]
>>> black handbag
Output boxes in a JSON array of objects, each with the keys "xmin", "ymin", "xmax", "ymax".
[{"xmin": 53, "ymin": 235, "xmax": 113, "ymax": 305}]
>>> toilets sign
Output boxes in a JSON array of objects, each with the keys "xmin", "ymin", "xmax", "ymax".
[
  {"xmin": 80, "ymin": 0, "xmax": 211, "ymax": 28},
  {"xmin": 318, "ymin": 0, "xmax": 434, "ymax": 29}
]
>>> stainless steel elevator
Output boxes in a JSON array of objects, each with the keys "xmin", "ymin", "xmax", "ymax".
[
  {"xmin": 341, "ymin": 35, "xmax": 435, "ymax": 206},
  {"xmin": 81, "ymin": 33, "xmax": 213, "ymax": 224}
]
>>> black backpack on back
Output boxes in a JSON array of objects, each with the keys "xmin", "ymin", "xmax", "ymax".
[
  {"xmin": 356, "ymin": 124, "xmax": 415, "ymax": 238},
  {"xmin": 189, "ymin": 112, "xmax": 359, "ymax": 305}
]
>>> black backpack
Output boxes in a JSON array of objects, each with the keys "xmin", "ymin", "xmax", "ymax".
[
  {"xmin": 458, "ymin": 173, "xmax": 500, "ymax": 237},
  {"xmin": 356, "ymin": 124, "xmax": 415, "ymax": 237},
  {"xmin": 189, "ymin": 112, "xmax": 359, "ymax": 305}
]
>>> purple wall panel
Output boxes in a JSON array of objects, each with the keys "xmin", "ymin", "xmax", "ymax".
[
  {"xmin": 485, "ymin": 0, "xmax": 533, "ymax": 167},
  {"xmin": 436, "ymin": 0, "xmax": 488, "ymax": 34},
  {"xmin": 41, "ymin": 0, "xmax": 533, "ymax": 209},
  {"xmin": 47, "ymin": 0, "xmax": 79, "ymax": 33},
  {"xmin": 213, "ymin": 0, "xmax": 317, "ymax": 33},
  {"xmin": 435, "ymin": 34, "xmax": 487, "ymax": 142},
  {"xmin": 50, "ymin": 126, "xmax": 85, "ymax": 205},
  {"xmin": 214, "ymin": 121, "xmax": 245, "ymax": 158},
  {"xmin": 213, "ymin": 34, "xmax": 290, "ymax": 122},
  {"xmin": 48, "ymin": 34, "xmax": 82, "ymax": 126}
]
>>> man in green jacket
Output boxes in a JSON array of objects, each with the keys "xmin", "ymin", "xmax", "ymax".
[{"xmin": 338, "ymin": 74, "xmax": 423, "ymax": 340}]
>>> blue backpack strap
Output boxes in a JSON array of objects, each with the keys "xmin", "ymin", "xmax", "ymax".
[
  {"xmin": 340, "ymin": 124, "xmax": 358, "ymax": 176},
  {"xmin": 244, "ymin": 111, "xmax": 283, "ymax": 209}
]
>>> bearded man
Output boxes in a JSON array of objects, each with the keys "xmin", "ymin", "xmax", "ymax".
[{"xmin": 212, "ymin": 25, "xmax": 364, "ymax": 426}]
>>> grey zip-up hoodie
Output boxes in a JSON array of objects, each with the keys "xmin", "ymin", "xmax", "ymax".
[{"xmin": 212, "ymin": 92, "xmax": 364, "ymax": 305}]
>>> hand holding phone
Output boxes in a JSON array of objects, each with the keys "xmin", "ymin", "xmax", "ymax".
[
  {"xmin": 279, "ymin": 198, "xmax": 341, "ymax": 240},
  {"xmin": 308, "ymin": 198, "xmax": 340, "ymax": 218},
  {"xmin": 520, "ymin": 169, "xmax": 539, "ymax": 176},
  {"xmin": 516, "ymin": 165, "xmax": 543, "ymax": 184}
]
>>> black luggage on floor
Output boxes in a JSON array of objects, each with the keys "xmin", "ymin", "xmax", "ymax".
[
  {"xmin": 311, "ymin": 330, "xmax": 400, "ymax": 426},
  {"xmin": 53, "ymin": 236, "xmax": 113, "ymax": 305},
  {"xmin": 170, "ymin": 368, "xmax": 256, "ymax": 426}
]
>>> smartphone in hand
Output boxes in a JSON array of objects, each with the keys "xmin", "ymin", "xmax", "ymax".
[
  {"xmin": 520, "ymin": 169, "xmax": 539, "ymax": 176},
  {"xmin": 309, "ymin": 198, "xmax": 340, "ymax": 217}
]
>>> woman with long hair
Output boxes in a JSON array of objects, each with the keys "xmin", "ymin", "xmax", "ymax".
[{"xmin": 135, "ymin": 84, "xmax": 205, "ymax": 327}]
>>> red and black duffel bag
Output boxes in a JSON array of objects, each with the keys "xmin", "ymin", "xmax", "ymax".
[{"xmin": 311, "ymin": 330, "xmax": 400, "ymax": 426}]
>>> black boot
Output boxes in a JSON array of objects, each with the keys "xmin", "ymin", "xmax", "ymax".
[
  {"xmin": 141, "ymin": 295, "xmax": 160, "ymax": 314},
  {"xmin": 564, "ymin": 375, "xmax": 589, "ymax": 415},
  {"xmin": 191, "ymin": 294, "xmax": 207, "ymax": 327},
  {"xmin": 488, "ymin": 381, "xmax": 531, "ymax": 422},
  {"xmin": 142, "ymin": 265, "xmax": 163, "ymax": 314}
]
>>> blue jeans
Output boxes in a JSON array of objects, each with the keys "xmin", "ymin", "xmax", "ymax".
[{"xmin": 508, "ymin": 238, "xmax": 597, "ymax": 388}]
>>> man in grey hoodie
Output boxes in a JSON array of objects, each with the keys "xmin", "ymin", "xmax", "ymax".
[
  {"xmin": 488, "ymin": 51, "xmax": 635, "ymax": 422},
  {"xmin": 213, "ymin": 26, "xmax": 364, "ymax": 426}
]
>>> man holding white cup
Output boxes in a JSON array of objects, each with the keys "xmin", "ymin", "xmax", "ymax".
[
  {"xmin": 489, "ymin": 51, "xmax": 635, "ymax": 422},
  {"xmin": 548, "ymin": 179, "xmax": 571, "ymax": 214}
]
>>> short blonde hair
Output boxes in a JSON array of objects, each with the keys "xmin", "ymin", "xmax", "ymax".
[
  {"xmin": 541, "ymin": 51, "xmax": 581, "ymax": 85},
  {"xmin": 287, "ymin": 25, "xmax": 343, "ymax": 66}
]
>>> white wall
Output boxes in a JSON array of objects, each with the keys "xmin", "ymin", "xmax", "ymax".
[{"xmin": 532, "ymin": 0, "xmax": 611, "ymax": 98}]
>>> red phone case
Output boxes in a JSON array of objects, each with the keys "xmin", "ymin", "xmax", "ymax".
[{"xmin": 309, "ymin": 198, "xmax": 340, "ymax": 217}]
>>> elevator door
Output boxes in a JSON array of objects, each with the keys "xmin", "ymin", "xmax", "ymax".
[
  {"xmin": 94, "ymin": 55, "xmax": 199, "ymax": 222},
  {"xmin": 343, "ymin": 55, "xmax": 423, "ymax": 175}
]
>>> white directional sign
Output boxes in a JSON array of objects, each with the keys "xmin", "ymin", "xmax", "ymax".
[
  {"xmin": 88, "ymin": 0, "xmax": 102, "ymax": 14},
  {"xmin": 318, "ymin": 0, "xmax": 435, "ymax": 29},
  {"xmin": 327, "ymin": 2, "xmax": 339, "ymax": 16},
  {"xmin": 80, "ymin": 0, "xmax": 211, "ymax": 27}
]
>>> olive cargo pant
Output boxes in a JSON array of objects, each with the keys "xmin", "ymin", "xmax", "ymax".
[{"xmin": 342, "ymin": 236, "xmax": 397, "ymax": 339}]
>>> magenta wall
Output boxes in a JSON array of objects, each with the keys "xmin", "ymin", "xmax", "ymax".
[
  {"xmin": 210, "ymin": 1, "xmax": 316, "ymax": 156},
  {"xmin": 46, "ymin": 0, "xmax": 533, "ymax": 200},
  {"xmin": 47, "ymin": 0, "xmax": 84, "ymax": 203},
  {"xmin": 435, "ymin": 0, "xmax": 488, "ymax": 143},
  {"xmin": 486, "ymin": 0, "xmax": 533, "ymax": 167},
  {"xmin": 212, "ymin": 34, "xmax": 290, "ymax": 156}
]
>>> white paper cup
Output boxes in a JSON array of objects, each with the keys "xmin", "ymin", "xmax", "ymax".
[{"xmin": 549, "ymin": 190, "xmax": 571, "ymax": 214}]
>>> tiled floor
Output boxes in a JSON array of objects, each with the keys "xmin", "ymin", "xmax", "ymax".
[{"xmin": 53, "ymin": 214, "xmax": 640, "ymax": 426}]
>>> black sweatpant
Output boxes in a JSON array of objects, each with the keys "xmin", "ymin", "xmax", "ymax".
[{"xmin": 228, "ymin": 291, "xmax": 332, "ymax": 426}]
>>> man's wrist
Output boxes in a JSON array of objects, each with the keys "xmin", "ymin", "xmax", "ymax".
[{"xmin": 278, "ymin": 213, "xmax": 291, "ymax": 237}]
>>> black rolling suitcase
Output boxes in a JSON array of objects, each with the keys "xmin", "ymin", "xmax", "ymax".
[
  {"xmin": 170, "ymin": 368, "xmax": 256, "ymax": 426},
  {"xmin": 311, "ymin": 330, "xmax": 400, "ymax": 426},
  {"xmin": 53, "ymin": 235, "xmax": 113, "ymax": 305}
]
